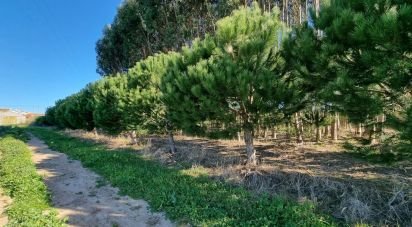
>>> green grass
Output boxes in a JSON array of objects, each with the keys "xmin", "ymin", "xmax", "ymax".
[
  {"xmin": 0, "ymin": 126, "xmax": 29, "ymax": 141},
  {"xmin": 30, "ymin": 127, "xmax": 335, "ymax": 226},
  {"xmin": 0, "ymin": 128, "xmax": 65, "ymax": 226}
]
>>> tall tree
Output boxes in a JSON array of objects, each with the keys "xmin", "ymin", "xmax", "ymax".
[
  {"xmin": 96, "ymin": 0, "xmax": 244, "ymax": 76},
  {"xmin": 96, "ymin": 0, "xmax": 314, "ymax": 76}
]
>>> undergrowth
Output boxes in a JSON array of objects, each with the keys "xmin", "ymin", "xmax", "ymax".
[
  {"xmin": 0, "ymin": 127, "xmax": 65, "ymax": 226},
  {"xmin": 30, "ymin": 127, "xmax": 335, "ymax": 226},
  {"xmin": 343, "ymin": 140, "xmax": 412, "ymax": 164}
]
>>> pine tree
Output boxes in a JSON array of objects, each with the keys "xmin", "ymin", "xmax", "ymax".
[
  {"xmin": 163, "ymin": 3, "xmax": 289, "ymax": 165},
  {"xmin": 314, "ymin": 0, "xmax": 412, "ymax": 124},
  {"xmin": 124, "ymin": 52, "xmax": 180, "ymax": 149},
  {"xmin": 281, "ymin": 23, "xmax": 334, "ymax": 144},
  {"xmin": 92, "ymin": 75, "xmax": 129, "ymax": 135}
]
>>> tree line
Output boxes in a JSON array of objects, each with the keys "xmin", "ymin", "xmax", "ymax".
[
  {"xmin": 41, "ymin": 0, "xmax": 412, "ymax": 165},
  {"xmin": 96, "ymin": 0, "xmax": 325, "ymax": 76}
]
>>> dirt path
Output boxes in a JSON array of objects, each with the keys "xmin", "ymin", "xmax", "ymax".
[
  {"xmin": 0, "ymin": 189, "xmax": 11, "ymax": 226},
  {"xmin": 27, "ymin": 136, "xmax": 174, "ymax": 227}
]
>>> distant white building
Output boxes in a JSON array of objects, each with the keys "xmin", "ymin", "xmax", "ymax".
[{"xmin": 0, "ymin": 108, "xmax": 29, "ymax": 125}]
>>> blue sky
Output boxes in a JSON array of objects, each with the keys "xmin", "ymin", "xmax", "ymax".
[{"xmin": 0, "ymin": 0, "xmax": 121, "ymax": 113}]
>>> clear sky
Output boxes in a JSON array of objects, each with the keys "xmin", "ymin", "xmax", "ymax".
[{"xmin": 0, "ymin": 0, "xmax": 121, "ymax": 113}]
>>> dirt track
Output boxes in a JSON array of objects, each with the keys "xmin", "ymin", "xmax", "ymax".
[
  {"xmin": 28, "ymin": 136, "xmax": 174, "ymax": 227},
  {"xmin": 0, "ymin": 189, "xmax": 11, "ymax": 226}
]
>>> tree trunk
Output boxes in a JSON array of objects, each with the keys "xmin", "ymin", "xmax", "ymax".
[
  {"xmin": 286, "ymin": 123, "xmax": 291, "ymax": 140},
  {"xmin": 358, "ymin": 123, "xmax": 363, "ymax": 137},
  {"xmin": 315, "ymin": 124, "xmax": 322, "ymax": 142},
  {"xmin": 332, "ymin": 113, "xmax": 338, "ymax": 142},
  {"xmin": 337, "ymin": 113, "xmax": 341, "ymax": 131},
  {"xmin": 129, "ymin": 130, "xmax": 138, "ymax": 144},
  {"xmin": 93, "ymin": 128, "xmax": 98, "ymax": 138},
  {"xmin": 244, "ymin": 127, "xmax": 256, "ymax": 165},
  {"xmin": 237, "ymin": 131, "xmax": 242, "ymax": 142},
  {"xmin": 380, "ymin": 114, "xmax": 386, "ymax": 135},
  {"xmin": 167, "ymin": 130, "xmax": 176, "ymax": 154},
  {"xmin": 305, "ymin": 0, "xmax": 308, "ymax": 21},
  {"xmin": 299, "ymin": 117, "xmax": 304, "ymax": 140},
  {"xmin": 294, "ymin": 112, "xmax": 303, "ymax": 144},
  {"xmin": 272, "ymin": 127, "xmax": 277, "ymax": 139},
  {"xmin": 264, "ymin": 127, "xmax": 268, "ymax": 140},
  {"xmin": 285, "ymin": 0, "xmax": 289, "ymax": 26},
  {"xmin": 369, "ymin": 121, "xmax": 377, "ymax": 145},
  {"xmin": 166, "ymin": 121, "xmax": 176, "ymax": 154}
]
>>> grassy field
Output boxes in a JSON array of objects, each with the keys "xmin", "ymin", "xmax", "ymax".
[
  {"xmin": 0, "ymin": 127, "xmax": 65, "ymax": 226},
  {"xmin": 30, "ymin": 127, "xmax": 335, "ymax": 226}
]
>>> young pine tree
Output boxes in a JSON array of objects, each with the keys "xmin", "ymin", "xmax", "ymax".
[
  {"xmin": 92, "ymin": 75, "xmax": 129, "ymax": 135},
  {"xmin": 163, "ymin": 3, "xmax": 290, "ymax": 165},
  {"xmin": 125, "ymin": 52, "xmax": 180, "ymax": 149}
]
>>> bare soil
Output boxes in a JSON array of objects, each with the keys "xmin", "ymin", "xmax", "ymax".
[{"xmin": 28, "ymin": 136, "xmax": 174, "ymax": 227}]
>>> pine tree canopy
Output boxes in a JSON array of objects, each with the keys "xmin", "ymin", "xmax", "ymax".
[
  {"xmin": 92, "ymin": 75, "xmax": 129, "ymax": 135},
  {"xmin": 163, "ymin": 3, "xmax": 291, "ymax": 136},
  {"xmin": 314, "ymin": 0, "xmax": 412, "ymax": 121}
]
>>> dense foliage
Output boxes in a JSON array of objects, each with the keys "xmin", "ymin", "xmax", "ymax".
[
  {"xmin": 163, "ymin": 3, "xmax": 292, "ymax": 164},
  {"xmin": 317, "ymin": 0, "xmax": 411, "ymax": 121},
  {"xmin": 96, "ymin": 0, "xmax": 322, "ymax": 76},
  {"xmin": 30, "ymin": 127, "xmax": 334, "ymax": 226},
  {"xmin": 0, "ymin": 128, "xmax": 65, "ymax": 226},
  {"xmin": 45, "ymin": 1, "xmax": 412, "ymax": 165}
]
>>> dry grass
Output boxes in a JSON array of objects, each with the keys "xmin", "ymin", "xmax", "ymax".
[
  {"xmin": 64, "ymin": 129, "xmax": 138, "ymax": 149},
  {"xmin": 63, "ymin": 129, "xmax": 412, "ymax": 226}
]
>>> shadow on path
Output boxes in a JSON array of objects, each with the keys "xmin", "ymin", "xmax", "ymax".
[{"xmin": 28, "ymin": 136, "xmax": 174, "ymax": 227}]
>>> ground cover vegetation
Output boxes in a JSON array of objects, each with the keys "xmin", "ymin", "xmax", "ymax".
[
  {"xmin": 0, "ymin": 127, "xmax": 65, "ymax": 226},
  {"xmin": 30, "ymin": 127, "xmax": 334, "ymax": 226}
]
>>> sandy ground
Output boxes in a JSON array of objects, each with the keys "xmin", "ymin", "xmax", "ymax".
[
  {"xmin": 28, "ymin": 136, "xmax": 174, "ymax": 227},
  {"xmin": 0, "ymin": 189, "xmax": 11, "ymax": 226}
]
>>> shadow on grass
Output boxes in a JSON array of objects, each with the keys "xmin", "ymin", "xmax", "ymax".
[
  {"xmin": 29, "ymin": 127, "xmax": 333, "ymax": 226},
  {"xmin": 0, "ymin": 126, "xmax": 28, "ymax": 141}
]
